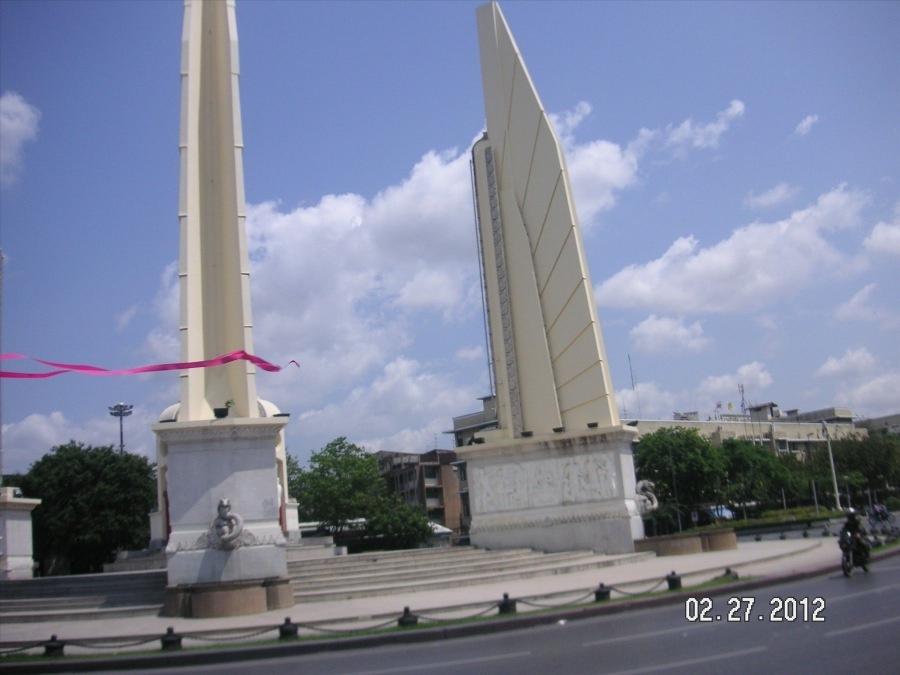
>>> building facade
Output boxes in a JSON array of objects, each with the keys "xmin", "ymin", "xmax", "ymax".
[
  {"xmin": 376, "ymin": 450, "xmax": 463, "ymax": 534},
  {"xmin": 452, "ymin": 397, "xmax": 871, "ymax": 455}
]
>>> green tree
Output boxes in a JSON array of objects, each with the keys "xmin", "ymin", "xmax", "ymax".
[
  {"xmin": 286, "ymin": 452, "xmax": 303, "ymax": 508},
  {"xmin": 20, "ymin": 442, "xmax": 157, "ymax": 575},
  {"xmin": 806, "ymin": 434, "xmax": 900, "ymax": 508},
  {"xmin": 634, "ymin": 427, "xmax": 726, "ymax": 532},
  {"xmin": 363, "ymin": 494, "xmax": 433, "ymax": 550},
  {"xmin": 295, "ymin": 437, "xmax": 432, "ymax": 549},
  {"xmin": 720, "ymin": 439, "xmax": 791, "ymax": 515},
  {"xmin": 776, "ymin": 451, "xmax": 811, "ymax": 507},
  {"xmin": 295, "ymin": 437, "xmax": 385, "ymax": 536}
]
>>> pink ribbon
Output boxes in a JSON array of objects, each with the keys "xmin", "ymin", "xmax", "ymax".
[{"xmin": 0, "ymin": 350, "xmax": 298, "ymax": 379}]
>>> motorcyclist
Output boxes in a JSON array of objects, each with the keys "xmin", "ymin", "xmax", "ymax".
[{"xmin": 840, "ymin": 509, "xmax": 870, "ymax": 565}]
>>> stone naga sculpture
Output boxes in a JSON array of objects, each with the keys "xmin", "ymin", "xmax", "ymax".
[
  {"xmin": 211, "ymin": 497, "xmax": 244, "ymax": 550},
  {"xmin": 635, "ymin": 480, "xmax": 659, "ymax": 517}
]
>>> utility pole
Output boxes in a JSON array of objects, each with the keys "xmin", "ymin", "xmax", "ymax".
[{"xmin": 822, "ymin": 421, "xmax": 841, "ymax": 511}]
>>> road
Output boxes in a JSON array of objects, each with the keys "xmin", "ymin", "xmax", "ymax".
[{"xmin": 135, "ymin": 557, "xmax": 900, "ymax": 674}]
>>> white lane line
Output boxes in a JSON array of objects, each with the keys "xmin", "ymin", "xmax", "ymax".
[
  {"xmin": 825, "ymin": 614, "xmax": 900, "ymax": 637},
  {"xmin": 583, "ymin": 623, "xmax": 711, "ymax": 647},
  {"xmin": 828, "ymin": 582, "xmax": 900, "ymax": 603},
  {"xmin": 339, "ymin": 650, "xmax": 533, "ymax": 674},
  {"xmin": 605, "ymin": 646, "xmax": 768, "ymax": 674}
]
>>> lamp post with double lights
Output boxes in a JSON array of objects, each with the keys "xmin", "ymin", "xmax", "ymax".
[{"xmin": 109, "ymin": 403, "xmax": 133, "ymax": 454}]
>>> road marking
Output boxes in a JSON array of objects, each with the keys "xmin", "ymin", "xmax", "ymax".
[
  {"xmin": 583, "ymin": 623, "xmax": 711, "ymax": 647},
  {"xmin": 828, "ymin": 582, "xmax": 900, "ymax": 603},
  {"xmin": 825, "ymin": 614, "xmax": 900, "ymax": 637},
  {"xmin": 604, "ymin": 646, "xmax": 767, "ymax": 674},
  {"xmin": 338, "ymin": 651, "xmax": 532, "ymax": 674}
]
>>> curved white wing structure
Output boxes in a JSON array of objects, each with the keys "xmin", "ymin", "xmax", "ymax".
[{"xmin": 473, "ymin": 2, "xmax": 619, "ymax": 439}]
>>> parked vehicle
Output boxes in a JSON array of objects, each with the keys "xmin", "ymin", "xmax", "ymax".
[{"xmin": 867, "ymin": 504, "xmax": 895, "ymax": 527}]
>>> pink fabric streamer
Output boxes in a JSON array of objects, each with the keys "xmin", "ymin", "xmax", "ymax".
[{"xmin": 0, "ymin": 350, "xmax": 299, "ymax": 379}]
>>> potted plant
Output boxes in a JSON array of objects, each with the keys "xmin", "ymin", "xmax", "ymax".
[{"xmin": 214, "ymin": 399, "xmax": 235, "ymax": 419}]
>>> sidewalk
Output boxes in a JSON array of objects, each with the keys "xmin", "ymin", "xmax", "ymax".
[{"xmin": 0, "ymin": 533, "xmax": 849, "ymax": 654}]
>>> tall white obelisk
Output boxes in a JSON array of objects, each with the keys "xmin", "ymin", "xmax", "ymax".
[
  {"xmin": 458, "ymin": 3, "xmax": 642, "ymax": 554},
  {"xmin": 153, "ymin": 0, "xmax": 293, "ymax": 618}
]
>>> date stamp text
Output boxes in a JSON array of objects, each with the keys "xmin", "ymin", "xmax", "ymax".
[{"xmin": 685, "ymin": 596, "xmax": 825, "ymax": 623}]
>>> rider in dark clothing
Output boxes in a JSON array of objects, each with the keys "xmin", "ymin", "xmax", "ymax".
[{"xmin": 841, "ymin": 510, "xmax": 870, "ymax": 563}]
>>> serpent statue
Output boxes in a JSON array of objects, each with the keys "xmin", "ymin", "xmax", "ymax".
[{"xmin": 635, "ymin": 480, "xmax": 659, "ymax": 517}]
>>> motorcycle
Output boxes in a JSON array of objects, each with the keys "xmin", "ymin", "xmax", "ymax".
[
  {"xmin": 867, "ymin": 505, "xmax": 895, "ymax": 527},
  {"xmin": 839, "ymin": 529, "xmax": 869, "ymax": 577}
]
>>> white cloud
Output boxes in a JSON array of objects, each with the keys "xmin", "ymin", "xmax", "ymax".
[
  {"xmin": 794, "ymin": 114, "xmax": 819, "ymax": 137},
  {"xmin": 863, "ymin": 214, "xmax": 900, "ymax": 256},
  {"xmin": 455, "ymin": 345, "xmax": 484, "ymax": 362},
  {"xmin": 0, "ymin": 91, "xmax": 41, "ymax": 187},
  {"xmin": 629, "ymin": 315, "xmax": 712, "ymax": 354},
  {"xmin": 695, "ymin": 362, "xmax": 774, "ymax": 403},
  {"xmin": 115, "ymin": 305, "xmax": 140, "ymax": 333},
  {"xmin": 815, "ymin": 347, "xmax": 876, "ymax": 378},
  {"xmin": 596, "ymin": 185, "xmax": 869, "ymax": 314},
  {"xmin": 665, "ymin": 99, "xmax": 745, "ymax": 151},
  {"xmin": 616, "ymin": 380, "xmax": 678, "ymax": 420},
  {"xmin": 550, "ymin": 101, "xmax": 745, "ymax": 226},
  {"xmin": 838, "ymin": 370, "xmax": 900, "ymax": 418},
  {"xmin": 1, "ymin": 408, "xmax": 157, "ymax": 474},
  {"xmin": 551, "ymin": 100, "xmax": 592, "ymax": 140},
  {"xmin": 814, "ymin": 348, "xmax": 899, "ymax": 418},
  {"xmin": 566, "ymin": 136, "xmax": 642, "ymax": 224},
  {"xmin": 550, "ymin": 101, "xmax": 642, "ymax": 223},
  {"xmin": 616, "ymin": 361, "xmax": 773, "ymax": 421},
  {"xmin": 744, "ymin": 182, "xmax": 799, "ymax": 209},
  {"xmin": 297, "ymin": 357, "xmax": 480, "ymax": 456},
  {"xmin": 834, "ymin": 284, "xmax": 898, "ymax": 328}
]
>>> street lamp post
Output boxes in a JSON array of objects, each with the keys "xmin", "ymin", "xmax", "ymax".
[
  {"xmin": 822, "ymin": 421, "xmax": 841, "ymax": 511},
  {"xmin": 109, "ymin": 403, "xmax": 133, "ymax": 454}
]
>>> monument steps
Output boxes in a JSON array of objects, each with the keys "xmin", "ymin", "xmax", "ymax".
[
  {"xmin": 291, "ymin": 550, "xmax": 655, "ymax": 602},
  {"xmin": 0, "ymin": 570, "xmax": 166, "ymax": 622},
  {"xmin": 0, "ymin": 604, "xmax": 164, "ymax": 624},
  {"xmin": 285, "ymin": 540, "xmax": 347, "ymax": 563},
  {"xmin": 288, "ymin": 548, "xmax": 595, "ymax": 585},
  {"xmin": 0, "ymin": 570, "xmax": 166, "ymax": 600},
  {"xmin": 286, "ymin": 546, "xmax": 537, "ymax": 576},
  {"xmin": 0, "ymin": 547, "xmax": 654, "ymax": 621}
]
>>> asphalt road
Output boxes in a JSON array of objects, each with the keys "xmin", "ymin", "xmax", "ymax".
[{"xmin": 129, "ymin": 556, "xmax": 900, "ymax": 675}]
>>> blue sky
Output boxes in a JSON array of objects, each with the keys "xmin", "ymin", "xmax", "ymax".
[{"xmin": 2, "ymin": 0, "xmax": 898, "ymax": 474}]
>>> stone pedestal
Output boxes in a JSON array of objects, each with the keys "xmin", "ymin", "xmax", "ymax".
[
  {"xmin": 457, "ymin": 427, "xmax": 643, "ymax": 554},
  {"xmin": 154, "ymin": 417, "xmax": 293, "ymax": 617},
  {"xmin": 0, "ymin": 487, "xmax": 41, "ymax": 580}
]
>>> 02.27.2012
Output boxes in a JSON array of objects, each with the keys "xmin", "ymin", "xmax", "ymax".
[{"xmin": 684, "ymin": 596, "xmax": 825, "ymax": 623}]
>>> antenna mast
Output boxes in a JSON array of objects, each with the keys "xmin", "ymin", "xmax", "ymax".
[{"xmin": 628, "ymin": 354, "xmax": 642, "ymax": 419}]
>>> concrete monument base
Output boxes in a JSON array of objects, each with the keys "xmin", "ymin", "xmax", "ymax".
[
  {"xmin": 163, "ymin": 577, "xmax": 293, "ymax": 618},
  {"xmin": 154, "ymin": 417, "xmax": 293, "ymax": 617},
  {"xmin": 458, "ymin": 427, "xmax": 643, "ymax": 554},
  {"xmin": 0, "ymin": 487, "xmax": 41, "ymax": 580}
]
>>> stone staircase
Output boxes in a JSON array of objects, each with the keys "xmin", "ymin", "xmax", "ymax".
[
  {"xmin": 289, "ymin": 546, "xmax": 652, "ymax": 602},
  {"xmin": 0, "ymin": 545, "xmax": 652, "ymax": 622},
  {"xmin": 0, "ymin": 570, "xmax": 167, "ymax": 623}
]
